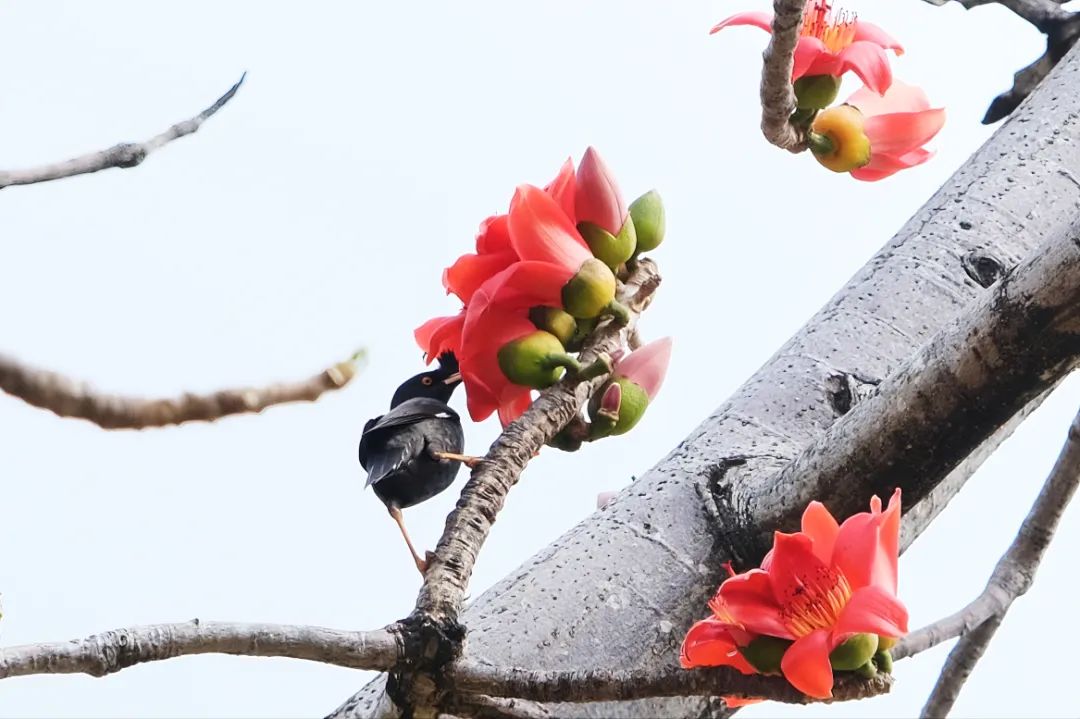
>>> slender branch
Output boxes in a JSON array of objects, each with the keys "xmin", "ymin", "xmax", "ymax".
[
  {"xmin": 884, "ymin": 408, "xmax": 1080, "ymax": 717},
  {"xmin": 0, "ymin": 350, "xmax": 363, "ymax": 429},
  {"xmin": 411, "ymin": 259, "xmax": 661, "ymax": 624},
  {"xmin": 922, "ymin": 0, "xmax": 1080, "ymax": 123},
  {"xmin": 0, "ymin": 620, "xmax": 401, "ymax": 679},
  {"xmin": 760, "ymin": 0, "xmax": 806, "ymax": 151},
  {"xmin": 0, "ymin": 74, "xmax": 245, "ymax": 189},
  {"xmin": 449, "ymin": 662, "xmax": 890, "ymax": 705}
]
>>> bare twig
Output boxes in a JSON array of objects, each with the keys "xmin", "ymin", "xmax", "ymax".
[
  {"xmin": 886, "ymin": 408, "xmax": 1080, "ymax": 717},
  {"xmin": 760, "ymin": 0, "xmax": 807, "ymax": 151},
  {"xmin": 449, "ymin": 662, "xmax": 890, "ymax": 705},
  {"xmin": 0, "ymin": 74, "xmax": 245, "ymax": 188},
  {"xmin": 412, "ymin": 259, "xmax": 661, "ymax": 624},
  {"xmin": 0, "ymin": 350, "xmax": 362, "ymax": 429},
  {"xmin": 0, "ymin": 620, "xmax": 401, "ymax": 679}
]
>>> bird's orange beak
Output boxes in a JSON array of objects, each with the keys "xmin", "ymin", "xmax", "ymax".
[{"xmin": 444, "ymin": 372, "xmax": 462, "ymax": 384}]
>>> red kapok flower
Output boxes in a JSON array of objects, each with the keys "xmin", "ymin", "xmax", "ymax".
[
  {"xmin": 442, "ymin": 159, "xmax": 578, "ymax": 303},
  {"xmin": 681, "ymin": 489, "xmax": 908, "ymax": 700},
  {"xmin": 711, "ymin": 0, "xmax": 903, "ymax": 95},
  {"xmin": 845, "ymin": 81, "xmax": 945, "ymax": 181}
]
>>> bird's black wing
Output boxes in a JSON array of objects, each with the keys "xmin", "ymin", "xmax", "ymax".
[{"xmin": 358, "ymin": 398, "xmax": 460, "ymax": 488}]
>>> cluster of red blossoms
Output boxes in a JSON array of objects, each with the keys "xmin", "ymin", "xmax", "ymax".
[
  {"xmin": 415, "ymin": 148, "xmax": 671, "ymax": 431},
  {"xmin": 713, "ymin": 0, "xmax": 945, "ymax": 180},
  {"xmin": 681, "ymin": 490, "xmax": 908, "ymax": 704}
]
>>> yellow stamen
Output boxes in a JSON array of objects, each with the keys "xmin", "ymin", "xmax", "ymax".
[
  {"xmin": 801, "ymin": 0, "xmax": 857, "ymax": 54},
  {"xmin": 780, "ymin": 567, "xmax": 853, "ymax": 638}
]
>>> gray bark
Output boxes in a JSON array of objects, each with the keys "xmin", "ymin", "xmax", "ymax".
[{"xmin": 333, "ymin": 43, "xmax": 1080, "ymax": 719}]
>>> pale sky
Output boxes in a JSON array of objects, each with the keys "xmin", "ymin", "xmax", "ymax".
[{"xmin": 0, "ymin": 1, "xmax": 1077, "ymax": 717}]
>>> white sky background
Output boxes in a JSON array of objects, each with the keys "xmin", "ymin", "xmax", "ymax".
[{"xmin": 0, "ymin": 1, "xmax": 1077, "ymax": 717}]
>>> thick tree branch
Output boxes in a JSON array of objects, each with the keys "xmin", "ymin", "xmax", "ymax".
[
  {"xmin": 412, "ymin": 260, "xmax": 661, "ymax": 625},
  {"xmin": 725, "ymin": 225, "xmax": 1080, "ymax": 561},
  {"xmin": 884, "ymin": 408, "xmax": 1080, "ymax": 717},
  {"xmin": 760, "ymin": 0, "xmax": 806, "ymax": 151},
  {"xmin": 0, "ymin": 350, "xmax": 362, "ymax": 429},
  {"xmin": 332, "ymin": 43, "xmax": 1080, "ymax": 719},
  {"xmin": 450, "ymin": 663, "xmax": 890, "ymax": 706},
  {"xmin": 0, "ymin": 74, "xmax": 244, "ymax": 189},
  {"xmin": 0, "ymin": 620, "xmax": 401, "ymax": 678}
]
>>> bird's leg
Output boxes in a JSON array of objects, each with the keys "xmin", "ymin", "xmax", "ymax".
[
  {"xmin": 388, "ymin": 506, "xmax": 428, "ymax": 574},
  {"xmin": 430, "ymin": 450, "xmax": 484, "ymax": 469}
]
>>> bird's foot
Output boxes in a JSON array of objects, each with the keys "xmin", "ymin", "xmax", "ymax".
[{"xmin": 432, "ymin": 451, "xmax": 484, "ymax": 469}]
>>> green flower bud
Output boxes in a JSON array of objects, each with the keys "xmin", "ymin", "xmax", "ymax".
[
  {"xmin": 529, "ymin": 306, "xmax": 577, "ymax": 346},
  {"xmin": 629, "ymin": 190, "xmax": 665, "ymax": 253},
  {"xmin": 873, "ymin": 649, "xmax": 893, "ymax": 675},
  {"xmin": 579, "ymin": 217, "xmax": 637, "ymax": 270},
  {"xmin": 587, "ymin": 377, "xmax": 650, "ymax": 436},
  {"xmin": 737, "ymin": 635, "xmax": 792, "ymax": 674},
  {"xmin": 497, "ymin": 331, "xmax": 580, "ymax": 389},
  {"xmin": 855, "ymin": 660, "xmax": 878, "ymax": 679},
  {"xmin": 562, "ymin": 257, "xmax": 617, "ymax": 319},
  {"xmin": 829, "ymin": 633, "xmax": 879, "ymax": 671},
  {"xmin": 566, "ymin": 316, "xmax": 596, "ymax": 352},
  {"xmin": 793, "ymin": 74, "xmax": 842, "ymax": 111}
]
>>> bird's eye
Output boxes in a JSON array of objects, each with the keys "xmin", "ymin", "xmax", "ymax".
[{"xmin": 421, "ymin": 377, "xmax": 434, "ymax": 386}]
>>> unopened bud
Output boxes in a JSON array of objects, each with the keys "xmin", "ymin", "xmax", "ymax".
[
  {"xmin": 738, "ymin": 635, "xmax": 791, "ymax": 674},
  {"xmin": 497, "ymin": 331, "xmax": 579, "ymax": 389},
  {"xmin": 809, "ymin": 105, "xmax": 871, "ymax": 174},
  {"xmin": 629, "ymin": 190, "xmax": 665, "ymax": 253},
  {"xmin": 873, "ymin": 649, "xmax": 893, "ymax": 675},
  {"xmin": 529, "ymin": 306, "xmax": 577, "ymax": 346},
  {"xmin": 587, "ymin": 377, "xmax": 650, "ymax": 436},
  {"xmin": 829, "ymin": 633, "xmax": 879, "ymax": 671},
  {"xmin": 562, "ymin": 257, "xmax": 617, "ymax": 319},
  {"xmin": 579, "ymin": 217, "xmax": 637, "ymax": 270},
  {"xmin": 793, "ymin": 74, "xmax": 842, "ymax": 111}
]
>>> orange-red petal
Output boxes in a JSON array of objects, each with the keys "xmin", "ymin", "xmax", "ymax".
[
  {"xmin": 415, "ymin": 312, "xmax": 465, "ymax": 362},
  {"xmin": 780, "ymin": 629, "xmax": 834, "ymax": 699},
  {"xmin": 801, "ymin": 501, "xmax": 840, "ymax": 565},
  {"xmin": 714, "ymin": 569, "xmax": 793, "ymax": 640},
  {"xmin": 834, "ymin": 585, "xmax": 909, "ymax": 639},
  {"xmin": 710, "ymin": 10, "xmax": 774, "ymax": 35},
  {"xmin": 766, "ymin": 532, "xmax": 830, "ymax": 607},
  {"xmin": 475, "ymin": 214, "xmax": 511, "ymax": 254},
  {"xmin": 832, "ymin": 489, "xmax": 901, "ymax": 594},
  {"xmin": 680, "ymin": 618, "xmax": 757, "ymax": 674},
  {"xmin": 443, "ymin": 251, "xmax": 517, "ymax": 303},
  {"xmin": 508, "ymin": 184, "xmax": 591, "ymax": 270},
  {"xmin": 544, "ymin": 158, "xmax": 577, "ymax": 224},
  {"xmin": 497, "ymin": 388, "xmax": 534, "ymax": 428},
  {"xmin": 836, "ymin": 41, "xmax": 893, "ymax": 95}
]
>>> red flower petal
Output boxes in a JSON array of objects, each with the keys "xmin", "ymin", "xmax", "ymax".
[
  {"xmin": 613, "ymin": 337, "xmax": 672, "ymax": 401},
  {"xmin": 780, "ymin": 629, "xmax": 834, "ymax": 699},
  {"xmin": 852, "ymin": 148, "xmax": 934, "ymax": 181},
  {"xmin": 443, "ymin": 251, "xmax": 517, "ymax": 303},
  {"xmin": 848, "ymin": 80, "xmax": 931, "ymax": 116},
  {"xmin": 853, "ymin": 20, "xmax": 904, "ymax": 54},
  {"xmin": 834, "ymin": 585, "xmax": 909, "ymax": 639},
  {"xmin": 801, "ymin": 501, "xmax": 840, "ymax": 565},
  {"xmin": 680, "ymin": 618, "xmax": 757, "ymax": 674},
  {"xmin": 544, "ymin": 158, "xmax": 577, "ymax": 224},
  {"xmin": 497, "ymin": 388, "xmax": 534, "ymax": 428},
  {"xmin": 863, "ymin": 108, "xmax": 946, "ymax": 156},
  {"xmin": 508, "ymin": 185, "xmax": 591, "ymax": 270},
  {"xmin": 475, "ymin": 214, "xmax": 512, "ymax": 254},
  {"xmin": 715, "ymin": 568, "xmax": 794, "ymax": 640},
  {"xmin": 793, "ymin": 37, "xmax": 834, "ymax": 81},
  {"xmin": 766, "ymin": 532, "xmax": 830, "ymax": 607},
  {"xmin": 415, "ymin": 312, "xmax": 465, "ymax": 362},
  {"xmin": 836, "ymin": 41, "xmax": 893, "ymax": 95},
  {"xmin": 832, "ymin": 490, "xmax": 902, "ymax": 594},
  {"xmin": 710, "ymin": 10, "xmax": 774, "ymax": 35}
]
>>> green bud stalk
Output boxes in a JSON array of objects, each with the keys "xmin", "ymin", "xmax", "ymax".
[{"xmin": 497, "ymin": 331, "xmax": 580, "ymax": 389}]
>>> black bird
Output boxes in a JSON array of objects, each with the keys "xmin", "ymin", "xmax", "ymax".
[{"xmin": 358, "ymin": 352, "xmax": 480, "ymax": 573}]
